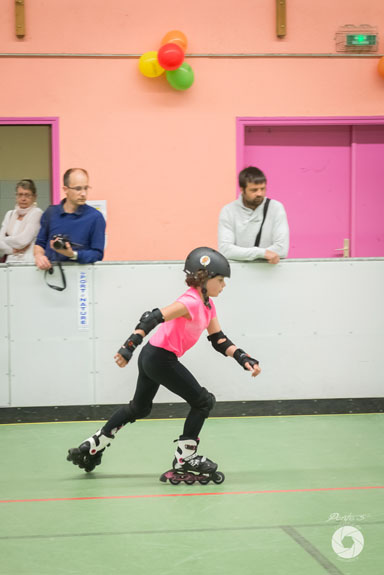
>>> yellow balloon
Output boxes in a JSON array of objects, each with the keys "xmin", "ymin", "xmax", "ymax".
[{"xmin": 138, "ymin": 51, "xmax": 164, "ymax": 78}]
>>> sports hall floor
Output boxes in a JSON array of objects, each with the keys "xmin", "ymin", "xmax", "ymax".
[{"xmin": 1, "ymin": 413, "xmax": 383, "ymax": 575}]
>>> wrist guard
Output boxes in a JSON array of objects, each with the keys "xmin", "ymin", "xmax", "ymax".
[
  {"xmin": 233, "ymin": 348, "xmax": 259, "ymax": 370},
  {"xmin": 207, "ymin": 331, "xmax": 234, "ymax": 357},
  {"xmin": 135, "ymin": 308, "xmax": 164, "ymax": 335},
  {"xmin": 118, "ymin": 333, "xmax": 143, "ymax": 363}
]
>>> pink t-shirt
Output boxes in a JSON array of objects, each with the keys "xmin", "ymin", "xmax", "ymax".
[{"xmin": 149, "ymin": 287, "xmax": 217, "ymax": 357}]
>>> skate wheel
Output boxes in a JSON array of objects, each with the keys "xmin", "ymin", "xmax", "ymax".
[
  {"xmin": 185, "ymin": 479, "xmax": 195, "ymax": 485},
  {"xmin": 170, "ymin": 477, "xmax": 181, "ymax": 485},
  {"xmin": 212, "ymin": 471, "xmax": 225, "ymax": 484},
  {"xmin": 198, "ymin": 477, "xmax": 210, "ymax": 485},
  {"xmin": 67, "ymin": 448, "xmax": 78, "ymax": 462}
]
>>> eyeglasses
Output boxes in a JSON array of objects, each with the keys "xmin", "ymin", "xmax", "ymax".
[
  {"xmin": 16, "ymin": 192, "xmax": 33, "ymax": 198},
  {"xmin": 65, "ymin": 185, "xmax": 91, "ymax": 192}
]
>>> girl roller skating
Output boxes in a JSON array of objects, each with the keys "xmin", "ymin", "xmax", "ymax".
[{"xmin": 67, "ymin": 247, "xmax": 261, "ymax": 485}]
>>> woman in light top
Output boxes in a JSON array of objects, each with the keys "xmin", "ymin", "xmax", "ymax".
[{"xmin": 0, "ymin": 179, "xmax": 43, "ymax": 262}]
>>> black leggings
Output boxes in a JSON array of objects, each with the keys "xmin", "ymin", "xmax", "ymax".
[{"xmin": 103, "ymin": 343, "xmax": 214, "ymax": 439}]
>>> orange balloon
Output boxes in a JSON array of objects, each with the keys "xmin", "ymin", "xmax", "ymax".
[
  {"xmin": 161, "ymin": 30, "xmax": 188, "ymax": 52},
  {"xmin": 378, "ymin": 56, "xmax": 384, "ymax": 78}
]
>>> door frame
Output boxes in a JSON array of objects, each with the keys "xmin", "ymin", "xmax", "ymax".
[
  {"xmin": 0, "ymin": 117, "xmax": 60, "ymax": 203},
  {"xmin": 236, "ymin": 116, "xmax": 384, "ymax": 257}
]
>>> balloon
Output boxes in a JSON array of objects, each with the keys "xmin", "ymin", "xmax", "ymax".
[
  {"xmin": 138, "ymin": 51, "xmax": 164, "ymax": 78},
  {"xmin": 161, "ymin": 30, "xmax": 188, "ymax": 52},
  {"xmin": 378, "ymin": 56, "xmax": 384, "ymax": 78},
  {"xmin": 157, "ymin": 43, "xmax": 184, "ymax": 71},
  {"xmin": 166, "ymin": 63, "xmax": 195, "ymax": 91}
]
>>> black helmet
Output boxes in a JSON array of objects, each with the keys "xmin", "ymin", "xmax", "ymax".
[{"xmin": 184, "ymin": 247, "xmax": 231, "ymax": 278}]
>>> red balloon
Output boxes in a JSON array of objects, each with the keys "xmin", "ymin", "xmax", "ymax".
[{"xmin": 157, "ymin": 43, "xmax": 184, "ymax": 71}]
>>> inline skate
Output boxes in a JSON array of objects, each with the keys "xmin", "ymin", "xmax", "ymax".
[
  {"xmin": 67, "ymin": 429, "xmax": 113, "ymax": 472},
  {"xmin": 160, "ymin": 438, "xmax": 225, "ymax": 485}
]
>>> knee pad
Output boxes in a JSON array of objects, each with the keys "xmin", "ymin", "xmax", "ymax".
[
  {"xmin": 121, "ymin": 400, "xmax": 152, "ymax": 423},
  {"xmin": 191, "ymin": 387, "xmax": 216, "ymax": 417}
]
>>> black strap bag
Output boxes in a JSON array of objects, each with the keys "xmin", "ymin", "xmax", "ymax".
[{"xmin": 254, "ymin": 198, "xmax": 271, "ymax": 247}]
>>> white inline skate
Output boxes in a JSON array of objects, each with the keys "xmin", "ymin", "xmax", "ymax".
[
  {"xmin": 67, "ymin": 429, "xmax": 113, "ymax": 472},
  {"xmin": 160, "ymin": 438, "xmax": 225, "ymax": 485}
]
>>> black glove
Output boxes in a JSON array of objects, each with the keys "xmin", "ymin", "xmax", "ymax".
[
  {"xmin": 233, "ymin": 348, "xmax": 259, "ymax": 370},
  {"xmin": 117, "ymin": 333, "xmax": 143, "ymax": 363}
]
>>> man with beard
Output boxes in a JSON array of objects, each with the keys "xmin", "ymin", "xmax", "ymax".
[{"xmin": 218, "ymin": 166, "xmax": 289, "ymax": 264}]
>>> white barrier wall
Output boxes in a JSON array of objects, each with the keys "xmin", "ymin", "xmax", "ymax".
[
  {"xmin": 0, "ymin": 259, "xmax": 383, "ymax": 407},
  {"xmin": 0, "ymin": 266, "xmax": 9, "ymax": 406}
]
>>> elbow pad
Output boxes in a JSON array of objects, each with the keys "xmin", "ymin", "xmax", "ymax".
[
  {"xmin": 207, "ymin": 331, "xmax": 234, "ymax": 357},
  {"xmin": 135, "ymin": 308, "xmax": 164, "ymax": 335}
]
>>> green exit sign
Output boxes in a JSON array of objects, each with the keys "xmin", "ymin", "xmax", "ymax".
[{"xmin": 346, "ymin": 34, "xmax": 377, "ymax": 46}]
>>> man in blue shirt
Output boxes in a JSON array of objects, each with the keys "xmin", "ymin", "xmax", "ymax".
[{"xmin": 34, "ymin": 168, "xmax": 106, "ymax": 270}]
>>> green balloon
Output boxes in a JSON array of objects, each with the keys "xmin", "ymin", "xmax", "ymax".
[{"xmin": 166, "ymin": 63, "xmax": 194, "ymax": 91}]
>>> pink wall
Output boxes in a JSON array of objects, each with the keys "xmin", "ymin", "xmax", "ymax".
[{"xmin": 1, "ymin": 0, "xmax": 384, "ymax": 260}]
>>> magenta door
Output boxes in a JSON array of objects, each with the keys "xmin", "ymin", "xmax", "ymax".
[
  {"xmin": 352, "ymin": 126, "xmax": 384, "ymax": 257},
  {"xmin": 238, "ymin": 118, "xmax": 384, "ymax": 258}
]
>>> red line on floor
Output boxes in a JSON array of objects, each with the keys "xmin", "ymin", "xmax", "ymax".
[{"xmin": 1, "ymin": 485, "xmax": 383, "ymax": 504}]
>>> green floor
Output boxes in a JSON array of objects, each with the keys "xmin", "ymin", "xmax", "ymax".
[{"xmin": 1, "ymin": 414, "xmax": 383, "ymax": 575}]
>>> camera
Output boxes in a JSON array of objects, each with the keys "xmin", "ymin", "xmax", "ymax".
[{"xmin": 52, "ymin": 234, "xmax": 71, "ymax": 250}]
